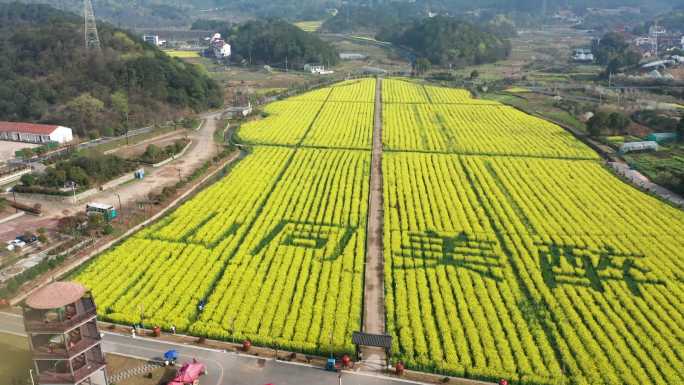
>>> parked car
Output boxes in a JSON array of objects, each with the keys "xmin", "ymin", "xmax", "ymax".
[
  {"xmin": 6, "ymin": 239, "xmax": 26, "ymax": 251},
  {"xmin": 17, "ymin": 234, "xmax": 37, "ymax": 244}
]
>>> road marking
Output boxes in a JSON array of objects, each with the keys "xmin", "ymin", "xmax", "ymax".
[
  {"xmin": 102, "ymin": 331, "xmax": 225, "ymax": 353},
  {"xmin": 105, "ymin": 340, "xmax": 224, "ymax": 385}
]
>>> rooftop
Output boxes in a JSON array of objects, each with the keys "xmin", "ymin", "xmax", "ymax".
[
  {"xmin": 25, "ymin": 282, "xmax": 87, "ymax": 310},
  {"xmin": 87, "ymin": 202, "xmax": 114, "ymax": 210},
  {"xmin": 0, "ymin": 121, "xmax": 61, "ymax": 135}
]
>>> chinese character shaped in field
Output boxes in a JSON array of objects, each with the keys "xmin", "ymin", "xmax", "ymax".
[
  {"xmin": 252, "ymin": 221, "xmax": 355, "ymax": 260},
  {"xmin": 538, "ymin": 243, "xmax": 661, "ymax": 296},
  {"xmin": 396, "ymin": 230, "xmax": 503, "ymax": 281}
]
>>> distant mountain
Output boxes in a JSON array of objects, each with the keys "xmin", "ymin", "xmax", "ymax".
[
  {"xmin": 0, "ymin": 2, "xmax": 222, "ymax": 138},
  {"xmin": 1, "ymin": 0, "xmax": 678, "ymax": 29}
]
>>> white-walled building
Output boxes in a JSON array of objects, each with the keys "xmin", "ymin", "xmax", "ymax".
[
  {"xmin": 304, "ymin": 64, "xmax": 334, "ymax": 74},
  {"xmin": 0, "ymin": 122, "xmax": 73, "ymax": 144},
  {"xmin": 143, "ymin": 34, "xmax": 160, "ymax": 46},
  {"xmin": 209, "ymin": 33, "xmax": 231, "ymax": 59},
  {"xmin": 572, "ymin": 48, "xmax": 594, "ymax": 62},
  {"xmin": 213, "ymin": 40, "xmax": 231, "ymax": 58}
]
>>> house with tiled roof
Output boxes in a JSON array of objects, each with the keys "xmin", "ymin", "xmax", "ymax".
[{"xmin": 0, "ymin": 122, "xmax": 73, "ymax": 144}]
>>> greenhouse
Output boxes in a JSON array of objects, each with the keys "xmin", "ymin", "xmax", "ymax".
[{"xmin": 619, "ymin": 141, "xmax": 659, "ymax": 154}]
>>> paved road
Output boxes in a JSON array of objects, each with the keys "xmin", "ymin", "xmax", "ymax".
[
  {"xmin": 77, "ymin": 126, "xmax": 153, "ymax": 151},
  {"xmin": 609, "ymin": 161, "xmax": 684, "ymax": 207},
  {"xmin": 0, "ymin": 312, "xmax": 425, "ymax": 385}
]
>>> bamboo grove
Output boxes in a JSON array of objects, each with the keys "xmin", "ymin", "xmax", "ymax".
[{"xmin": 75, "ymin": 77, "xmax": 684, "ymax": 384}]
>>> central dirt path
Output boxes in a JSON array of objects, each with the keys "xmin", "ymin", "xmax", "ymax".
[{"xmin": 360, "ymin": 77, "xmax": 387, "ymax": 370}]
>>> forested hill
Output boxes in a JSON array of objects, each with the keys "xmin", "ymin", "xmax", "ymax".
[
  {"xmin": 321, "ymin": 3, "xmax": 422, "ymax": 34},
  {"xmin": 380, "ymin": 16, "xmax": 511, "ymax": 67},
  {"xmin": 0, "ymin": 3, "xmax": 222, "ymax": 139},
  {"xmin": 225, "ymin": 19, "xmax": 339, "ymax": 68}
]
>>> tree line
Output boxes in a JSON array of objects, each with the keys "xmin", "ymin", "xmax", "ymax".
[
  {"xmin": 222, "ymin": 19, "xmax": 339, "ymax": 68},
  {"xmin": 379, "ymin": 16, "xmax": 511, "ymax": 68}
]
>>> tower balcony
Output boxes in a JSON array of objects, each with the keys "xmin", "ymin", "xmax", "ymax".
[
  {"xmin": 32, "ymin": 336, "xmax": 102, "ymax": 360},
  {"xmin": 24, "ymin": 297, "xmax": 97, "ymax": 334},
  {"xmin": 36, "ymin": 358, "xmax": 107, "ymax": 384}
]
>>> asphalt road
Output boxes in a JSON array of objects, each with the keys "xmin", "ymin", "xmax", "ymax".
[{"xmin": 0, "ymin": 312, "xmax": 425, "ymax": 385}]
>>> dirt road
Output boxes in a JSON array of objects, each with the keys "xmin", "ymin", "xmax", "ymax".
[
  {"xmin": 360, "ymin": 77, "xmax": 387, "ymax": 370},
  {"xmin": 85, "ymin": 112, "xmax": 222, "ymax": 207},
  {"xmin": 0, "ymin": 113, "xmax": 224, "ymax": 240}
]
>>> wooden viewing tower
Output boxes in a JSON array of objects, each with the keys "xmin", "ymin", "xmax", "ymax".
[{"xmin": 22, "ymin": 281, "xmax": 108, "ymax": 385}]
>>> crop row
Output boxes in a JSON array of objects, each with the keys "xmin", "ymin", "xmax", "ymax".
[
  {"xmin": 383, "ymin": 152, "xmax": 684, "ymax": 385},
  {"xmin": 303, "ymin": 102, "xmax": 374, "ymax": 149},
  {"xmin": 329, "ymin": 78, "xmax": 376, "ymax": 102},
  {"xmin": 76, "ymin": 147, "xmax": 294, "ymax": 330},
  {"xmin": 383, "ymin": 102, "xmax": 598, "ymax": 159},
  {"xmin": 192, "ymin": 149, "xmax": 369, "ymax": 354}
]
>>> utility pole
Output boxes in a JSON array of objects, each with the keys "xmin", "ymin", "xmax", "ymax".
[
  {"xmin": 115, "ymin": 192, "xmax": 122, "ymax": 222},
  {"xmin": 84, "ymin": 0, "xmax": 101, "ymax": 50}
]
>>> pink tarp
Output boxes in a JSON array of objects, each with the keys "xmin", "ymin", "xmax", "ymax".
[{"xmin": 168, "ymin": 361, "xmax": 206, "ymax": 385}]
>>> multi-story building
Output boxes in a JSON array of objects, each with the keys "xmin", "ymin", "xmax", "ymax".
[
  {"xmin": 209, "ymin": 33, "xmax": 231, "ymax": 59},
  {"xmin": 22, "ymin": 281, "xmax": 108, "ymax": 385}
]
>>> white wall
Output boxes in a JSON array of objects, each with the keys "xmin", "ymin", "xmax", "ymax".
[{"xmin": 49, "ymin": 126, "xmax": 73, "ymax": 143}]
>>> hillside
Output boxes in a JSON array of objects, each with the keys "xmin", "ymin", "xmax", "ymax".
[
  {"xmin": 0, "ymin": 3, "xmax": 222, "ymax": 138},
  {"xmin": 225, "ymin": 19, "xmax": 339, "ymax": 68},
  {"xmin": 380, "ymin": 16, "xmax": 511, "ymax": 66},
  {"xmin": 321, "ymin": 3, "xmax": 422, "ymax": 34}
]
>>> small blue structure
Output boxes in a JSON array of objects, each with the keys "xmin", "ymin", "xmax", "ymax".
[{"xmin": 326, "ymin": 357, "xmax": 337, "ymax": 371}]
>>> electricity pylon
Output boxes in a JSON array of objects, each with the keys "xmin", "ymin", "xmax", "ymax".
[{"xmin": 84, "ymin": 0, "xmax": 101, "ymax": 50}]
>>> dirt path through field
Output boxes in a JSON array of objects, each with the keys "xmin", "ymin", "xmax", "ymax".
[{"xmin": 360, "ymin": 77, "xmax": 387, "ymax": 370}]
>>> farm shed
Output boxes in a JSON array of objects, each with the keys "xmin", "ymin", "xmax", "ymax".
[
  {"xmin": 619, "ymin": 141, "xmax": 659, "ymax": 154},
  {"xmin": 0, "ymin": 122, "xmax": 73, "ymax": 144}
]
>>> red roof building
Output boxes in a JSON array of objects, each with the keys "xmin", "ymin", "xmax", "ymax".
[{"xmin": 0, "ymin": 121, "xmax": 73, "ymax": 144}]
